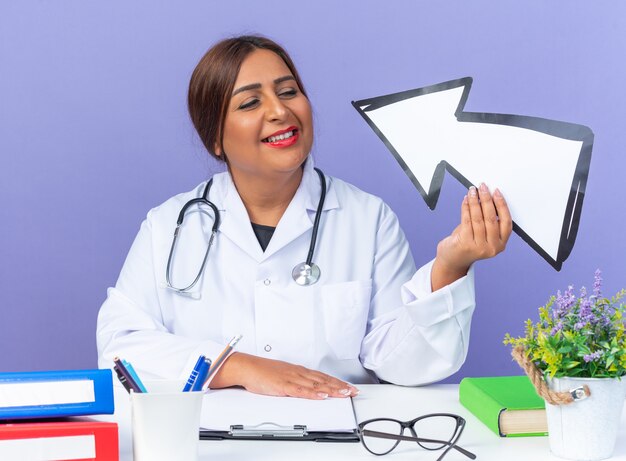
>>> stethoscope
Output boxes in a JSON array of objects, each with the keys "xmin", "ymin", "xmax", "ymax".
[{"xmin": 165, "ymin": 167, "xmax": 326, "ymax": 293}]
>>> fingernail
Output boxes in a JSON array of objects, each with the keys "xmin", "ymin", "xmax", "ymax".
[
  {"xmin": 479, "ymin": 183, "xmax": 488, "ymax": 194},
  {"xmin": 347, "ymin": 383, "xmax": 360, "ymax": 395},
  {"xmin": 494, "ymin": 188, "xmax": 502, "ymax": 198},
  {"xmin": 339, "ymin": 388, "xmax": 351, "ymax": 395},
  {"xmin": 469, "ymin": 186, "xmax": 477, "ymax": 197},
  {"xmin": 317, "ymin": 392, "xmax": 328, "ymax": 399}
]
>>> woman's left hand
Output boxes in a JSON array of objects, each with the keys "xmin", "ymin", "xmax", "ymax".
[{"xmin": 431, "ymin": 183, "xmax": 512, "ymax": 291}]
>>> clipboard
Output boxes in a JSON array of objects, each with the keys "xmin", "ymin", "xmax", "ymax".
[{"xmin": 198, "ymin": 388, "xmax": 360, "ymax": 442}]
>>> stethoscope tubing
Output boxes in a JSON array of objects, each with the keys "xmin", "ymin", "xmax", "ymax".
[
  {"xmin": 305, "ymin": 169, "xmax": 326, "ymax": 266},
  {"xmin": 165, "ymin": 180, "xmax": 218, "ymax": 292},
  {"xmin": 165, "ymin": 168, "xmax": 326, "ymax": 292}
]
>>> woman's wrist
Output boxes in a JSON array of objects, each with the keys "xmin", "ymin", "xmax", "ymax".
[
  {"xmin": 209, "ymin": 351, "xmax": 248, "ymax": 389},
  {"xmin": 431, "ymin": 254, "xmax": 469, "ymax": 292}
]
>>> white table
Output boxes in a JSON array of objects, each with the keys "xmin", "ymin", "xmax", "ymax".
[{"xmin": 101, "ymin": 384, "xmax": 626, "ymax": 460}]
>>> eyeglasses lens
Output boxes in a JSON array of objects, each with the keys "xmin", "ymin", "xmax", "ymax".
[
  {"xmin": 413, "ymin": 415, "xmax": 458, "ymax": 451},
  {"xmin": 361, "ymin": 419, "xmax": 403, "ymax": 455}
]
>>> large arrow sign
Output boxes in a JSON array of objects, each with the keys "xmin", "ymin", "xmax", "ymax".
[{"xmin": 352, "ymin": 77, "xmax": 593, "ymax": 271}]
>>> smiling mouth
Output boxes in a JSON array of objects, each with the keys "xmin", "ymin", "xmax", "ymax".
[{"xmin": 262, "ymin": 128, "xmax": 298, "ymax": 143}]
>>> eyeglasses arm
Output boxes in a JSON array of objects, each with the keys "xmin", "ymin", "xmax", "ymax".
[{"xmin": 361, "ymin": 429, "xmax": 476, "ymax": 459}]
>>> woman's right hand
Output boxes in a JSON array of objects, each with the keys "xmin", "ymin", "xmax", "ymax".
[{"xmin": 209, "ymin": 352, "xmax": 359, "ymax": 399}]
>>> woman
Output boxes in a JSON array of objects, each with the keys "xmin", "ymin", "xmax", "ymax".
[{"xmin": 97, "ymin": 35, "xmax": 512, "ymax": 400}]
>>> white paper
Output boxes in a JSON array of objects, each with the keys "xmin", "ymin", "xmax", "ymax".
[
  {"xmin": 0, "ymin": 435, "xmax": 95, "ymax": 460},
  {"xmin": 200, "ymin": 388, "xmax": 357, "ymax": 433},
  {"xmin": 0, "ymin": 380, "xmax": 95, "ymax": 407}
]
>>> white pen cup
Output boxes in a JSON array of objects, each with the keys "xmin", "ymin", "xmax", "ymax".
[{"xmin": 130, "ymin": 380, "xmax": 204, "ymax": 461}]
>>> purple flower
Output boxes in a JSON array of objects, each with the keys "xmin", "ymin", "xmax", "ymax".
[
  {"xmin": 583, "ymin": 350, "xmax": 603, "ymax": 363},
  {"xmin": 550, "ymin": 322, "xmax": 563, "ymax": 335},
  {"xmin": 598, "ymin": 306, "xmax": 614, "ymax": 328},
  {"xmin": 554, "ymin": 285, "xmax": 576, "ymax": 319},
  {"xmin": 593, "ymin": 269, "xmax": 603, "ymax": 298},
  {"xmin": 579, "ymin": 297, "xmax": 594, "ymax": 324},
  {"xmin": 547, "ymin": 270, "xmax": 615, "ymax": 339}
]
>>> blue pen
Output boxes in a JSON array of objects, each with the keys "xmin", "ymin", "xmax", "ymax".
[
  {"xmin": 122, "ymin": 359, "xmax": 148, "ymax": 393},
  {"xmin": 191, "ymin": 358, "xmax": 211, "ymax": 392},
  {"xmin": 183, "ymin": 355, "xmax": 206, "ymax": 392}
]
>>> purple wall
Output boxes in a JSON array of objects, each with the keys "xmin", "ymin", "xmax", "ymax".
[{"xmin": 2, "ymin": 1, "xmax": 625, "ymax": 381}]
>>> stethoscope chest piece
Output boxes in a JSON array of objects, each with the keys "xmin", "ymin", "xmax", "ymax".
[{"xmin": 292, "ymin": 262, "xmax": 321, "ymax": 286}]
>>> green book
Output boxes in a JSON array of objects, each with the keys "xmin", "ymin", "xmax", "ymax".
[{"xmin": 459, "ymin": 376, "xmax": 547, "ymax": 437}]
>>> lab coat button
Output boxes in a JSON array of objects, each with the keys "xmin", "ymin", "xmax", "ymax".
[
  {"xmin": 264, "ymin": 344, "xmax": 272, "ymax": 352},
  {"xmin": 264, "ymin": 279, "xmax": 271, "ymax": 286}
]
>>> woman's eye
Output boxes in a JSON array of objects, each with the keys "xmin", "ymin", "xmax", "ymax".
[
  {"xmin": 238, "ymin": 98, "xmax": 259, "ymax": 110},
  {"xmin": 279, "ymin": 89, "xmax": 297, "ymax": 98}
]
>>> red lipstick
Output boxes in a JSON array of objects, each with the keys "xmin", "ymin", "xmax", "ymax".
[{"xmin": 262, "ymin": 126, "xmax": 299, "ymax": 149}]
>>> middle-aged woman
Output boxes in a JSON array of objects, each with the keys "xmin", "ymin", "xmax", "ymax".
[{"xmin": 97, "ymin": 35, "xmax": 512, "ymax": 400}]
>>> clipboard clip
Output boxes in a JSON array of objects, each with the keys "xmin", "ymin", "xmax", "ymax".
[{"xmin": 230, "ymin": 422, "xmax": 308, "ymax": 437}]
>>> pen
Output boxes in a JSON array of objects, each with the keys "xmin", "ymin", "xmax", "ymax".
[
  {"xmin": 202, "ymin": 334, "xmax": 243, "ymax": 389},
  {"xmin": 191, "ymin": 358, "xmax": 212, "ymax": 392},
  {"xmin": 113, "ymin": 357, "xmax": 142, "ymax": 393},
  {"xmin": 182, "ymin": 355, "xmax": 206, "ymax": 392},
  {"xmin": 122, "ymin": 359, "xmax": 148, "ymax": 393},
  {"xmin": 113, "ymin": 366, "xmax": 133, "ymax": 394}
]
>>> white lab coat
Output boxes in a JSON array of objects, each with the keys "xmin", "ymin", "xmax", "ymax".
[{"xmin": 97, "ymin": 159, "xmax": 475, "ymax": 385}]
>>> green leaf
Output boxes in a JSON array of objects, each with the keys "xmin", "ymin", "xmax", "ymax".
[{"xmin": 607, "ymin": 356, "xmax": 615, "ymax": 368}]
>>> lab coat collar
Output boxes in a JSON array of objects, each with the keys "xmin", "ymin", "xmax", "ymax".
[
  {"xmin": 299, "ymin": 157, "xmax": 339, "ymax": 213},
  {"xmin": 208, "ymin": 157, "xmax": 339, "ymax": 262}
]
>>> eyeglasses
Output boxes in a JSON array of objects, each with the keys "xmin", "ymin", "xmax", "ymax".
[{"xmin": 358, "ymin": 413, "xmax": 476, "ymax": 460}]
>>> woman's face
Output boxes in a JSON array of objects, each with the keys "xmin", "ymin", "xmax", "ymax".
[{"xmin": 219, "ymin": 49, "xmax": 313, "ymax": 181}]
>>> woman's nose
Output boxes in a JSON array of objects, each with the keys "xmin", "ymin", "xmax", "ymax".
[{"xmin": 265, "ymin": 95, "xmax": 288, "ymax": 122}]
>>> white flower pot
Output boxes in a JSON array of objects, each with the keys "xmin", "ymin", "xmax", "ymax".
[{"xmin": 545, "ymin": 376, "xmax": 626, "ymax": 461}]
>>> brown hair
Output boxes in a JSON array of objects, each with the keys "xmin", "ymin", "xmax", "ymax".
[{"xmin": 188, "ymin": 35, "xmax": 307, "ymax": 161}]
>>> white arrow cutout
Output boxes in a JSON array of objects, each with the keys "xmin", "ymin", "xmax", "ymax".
[{"xmin": 353, "ymin": 78, "xmax": 593, "ymax": 270}]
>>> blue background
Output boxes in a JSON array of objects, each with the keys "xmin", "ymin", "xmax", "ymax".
[{"xmin": 2, "ymin": 1, "xmax": 625, "ymax": 381}]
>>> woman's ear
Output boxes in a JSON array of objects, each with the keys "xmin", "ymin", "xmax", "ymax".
[
  {"xmin": 214, "ymin": 144, "xmax": 227, "ymax": 163},
  {"xmin": 213, "ymin": 133, "xmax": 223, "ymax": 157}
]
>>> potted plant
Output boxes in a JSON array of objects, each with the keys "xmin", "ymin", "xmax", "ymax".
[{"xmin": 504, "ymin": 270, "xmax": 626, "ymax": 461}]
